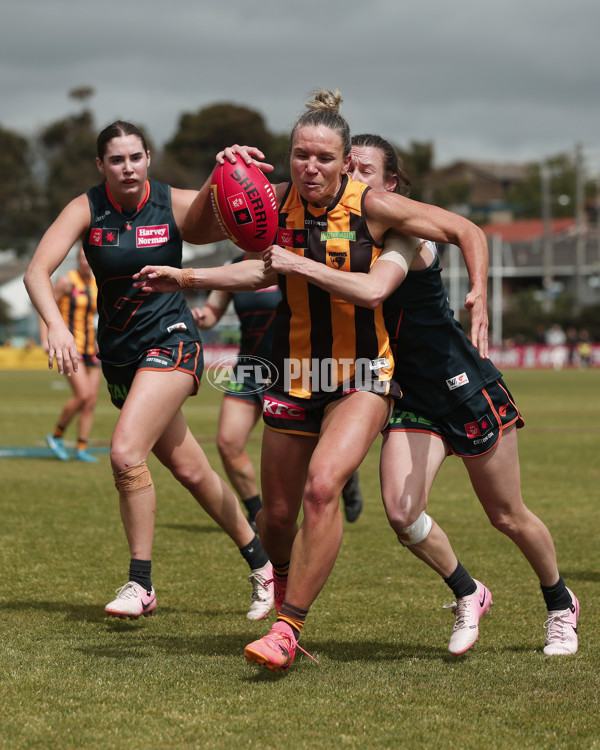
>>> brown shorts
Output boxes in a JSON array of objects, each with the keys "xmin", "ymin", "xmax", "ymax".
[{"xmin": 263, "ymin": 385, "xmax": 392, "ymax": 437}]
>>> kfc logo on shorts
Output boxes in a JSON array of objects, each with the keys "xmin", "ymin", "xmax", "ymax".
[
  {"xmin": 465, "ymin": 414, "xmax": 492, "ymax": 439},
  {"xmin": 263, "ymin": 396, "xmax": 306, "ymax": 420}
]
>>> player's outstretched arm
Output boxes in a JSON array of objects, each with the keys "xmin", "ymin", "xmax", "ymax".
[
  {"xmin": 263, "ymin": 244, "xmax": 407, "ymax": 309},
  {"xmin": 134, "ymin": 260, "xmax": 276, "ymax": 293}
]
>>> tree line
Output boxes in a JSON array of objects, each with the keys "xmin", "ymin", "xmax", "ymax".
[
  {"xmin": 0, "ymin": 94, "xmax": 592, "ymax": 258},
  {"xmin": 0, "ymin": 100, "xmax": 435, "ymax": 257}
]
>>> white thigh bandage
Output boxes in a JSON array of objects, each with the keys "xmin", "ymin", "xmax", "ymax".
[{"xmin": 398, "ymin": 511, "xmax": 433, "ymax": 546}]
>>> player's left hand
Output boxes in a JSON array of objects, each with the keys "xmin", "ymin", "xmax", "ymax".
[
  {"xmin": 133, "ymin": 266, "xmax": 182, "ymax": 292},
  {"xmin": 217, "ymin": 144, "xmax": 274, "ymax": 173},
  {"xmin": 263, "ymin": 245, "xmax": 302, "ymax": 275},
  {"xmin": 46, "ymin": 321, "xmax": 79, "ymax": 375},
  {"xmin": 464, "ymin": 289, "xmax": 489, "ymax": 359}
]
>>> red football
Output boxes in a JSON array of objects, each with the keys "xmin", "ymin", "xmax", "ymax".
[{"xmin": 210, "ymin": 159, "xmax": 279, "ymax": 253}]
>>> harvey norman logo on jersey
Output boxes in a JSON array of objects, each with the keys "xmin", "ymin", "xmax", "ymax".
[{"xmin": 136, "ymin": 225, "xmax": 170, "ymax": 247}]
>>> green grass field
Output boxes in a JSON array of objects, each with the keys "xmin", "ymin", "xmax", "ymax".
[{"xmin": 0, "ymin": 368, "xmax": 599, "ymax": 749}]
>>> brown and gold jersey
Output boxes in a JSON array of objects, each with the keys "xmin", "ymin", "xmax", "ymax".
[
  {"xmin": 271, "ymin": 175, "xmax": 396, "ymax": 399},
  {"xmin": 58, "ymin": 270, "xmax": 97, "ymax": 357}
]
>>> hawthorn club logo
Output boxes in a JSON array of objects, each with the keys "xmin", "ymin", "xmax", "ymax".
[{"xmin": 329, "ymin": 252, "xmax": 347, "ymax": 269}]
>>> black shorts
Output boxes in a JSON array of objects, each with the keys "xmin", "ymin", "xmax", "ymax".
[
  {"xmin": 384, "ymin": 378, "xmax": 524, "ymax": 457},
  {"xmin": 223, "ymin": 358, "xmax": 269, "ymax": 406},
  {"xmin": 263, "ymin": 385, "xmax": 392, "ymax": 437},
  {"xmin": 102, "ymin": 341, "xmax": 204, "ymax": 409},
  {"xmin": 81, "ymin": 353, "xmax": 100, "ymax": 368}
]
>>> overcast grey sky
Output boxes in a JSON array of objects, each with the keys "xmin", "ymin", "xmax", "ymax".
[{"xmin": 1, "ymin": 0, "xmax": 599, "ymax": 168}]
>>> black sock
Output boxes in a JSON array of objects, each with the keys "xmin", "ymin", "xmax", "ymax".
[
  {"xmin": 273, "ymin": 561, "xmax": 289, "ymax": 578},
  {"xmin": 239, "ymin": 535, "xmax": 269, "ymax": 571},
  {"xmin": 242, "ymin": 494, "xmax": 262, "ymax": 522},
  {"xmin": 129, "ymin": 558, "xmax": 152, "ymax": 592},
  {"xmin": 540, "ymin": 575, "xmax": 572, "ymax": 611},
  {"xmin": 444, "ymin": 561, "xmax": 477, "ymax": 599}
]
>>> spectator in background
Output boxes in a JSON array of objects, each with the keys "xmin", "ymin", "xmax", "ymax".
[
  {"xmin": 577, "ymin": 329, "xmax": 592, "ymax": 368},
  {"xmin": 534, "ymin": 325, "xmax": 547, "ymax": 345},
  {"xmin": 545, "ymin": 324, "xmax": 566, "ymax": 346},
  {"xmin": 566, "ymin": 326, "xmax": 579, "ymax": 367},
  {"xmin": 546, "ymin": 324, "xmax": 567, "ymax": 370}
]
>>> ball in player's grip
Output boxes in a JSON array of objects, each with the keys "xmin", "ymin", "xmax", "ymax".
[{"xmin": 210, "ymin": 160, "xmax": 278, "ymax": 253}]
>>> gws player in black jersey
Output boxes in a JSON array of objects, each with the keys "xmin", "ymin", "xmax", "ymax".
[
  {"xmin": 266, "ymin": 133, "xmax": 579, "ymax": 657},
  {"xmin": 24, "ymin": 121, "xmax": 274, "ymax": 621},
  {"xmin": 135, "ymin": 89, "xmax": 491, "ymax": 672},
  {"xmin": 191, "ymin": 255, "xmax": 365, "ymax": 530}
]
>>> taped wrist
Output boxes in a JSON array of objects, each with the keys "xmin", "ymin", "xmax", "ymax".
[
  {"xmin": 181, "ymin": 268, "xmax": 197, "ymax": 288},
  {"xmin": 113, "ymin": 460, "xmax": 153, "ymax": 499}
]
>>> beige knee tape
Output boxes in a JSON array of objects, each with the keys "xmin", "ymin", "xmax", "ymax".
[{"xmin": 113, "ymin": 460, "xmax": 153, "ymax": 498}]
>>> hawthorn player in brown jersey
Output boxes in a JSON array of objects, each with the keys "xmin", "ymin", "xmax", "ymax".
[{"xmin": 41, "ymin": 244, "xmax": 101, "ymax": 463}]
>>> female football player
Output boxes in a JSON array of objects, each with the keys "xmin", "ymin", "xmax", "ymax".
[
  {"xmin": 24, "ymin": 120, "xmax": 274, "ymax": 622},
  {"xmin": 134, "ymin": 89, "xmax": 490, "ymax": 671},
  {"xmin": 263, "ymin": 132, "xmax": 579, "ymax": 658}
]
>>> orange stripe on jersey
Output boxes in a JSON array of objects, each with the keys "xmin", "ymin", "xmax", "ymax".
[{"xmin": 285, "ymin": 275, "xmax": 312, "ymax": 398}]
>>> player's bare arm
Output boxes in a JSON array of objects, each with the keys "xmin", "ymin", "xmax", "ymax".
[
  {"xmin": 263, "ymin": 244, "xmax": 406, "ymax": 309},
  {"xmin": 181, "ymin": 177, "xmax": 228, "ymax": 245},
  {"xmin": 24, "ymin": 195, "xmax": 91, "ymax": 374},
  {"xmin": 133, "ymin": 259, "xmax": 276, "ymax": 293},
  {"xmin": 365, "ymin": 190, "xmax": 489, "ymax": 358}
]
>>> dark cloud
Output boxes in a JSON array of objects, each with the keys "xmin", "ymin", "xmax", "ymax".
[{"xmin": 1, "ymin": 0, "xmax": 599, "ymax": 166}]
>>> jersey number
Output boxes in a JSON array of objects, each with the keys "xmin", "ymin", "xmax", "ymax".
[{"xmin": 100, "ymin": 277, "xmax": 150, "ymax": 332}]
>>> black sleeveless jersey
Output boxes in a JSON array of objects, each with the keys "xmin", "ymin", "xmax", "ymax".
[
  {"xmin": 383, "ymin": 251, "xmax": 501, "ymax": 416},
  {"xmin": 229, "ymin": 256, "xmax": 281, "ymax": 360},
  {"xmin": 82, "ymin": 180, "xmax": 199, "ymax": 365}
]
